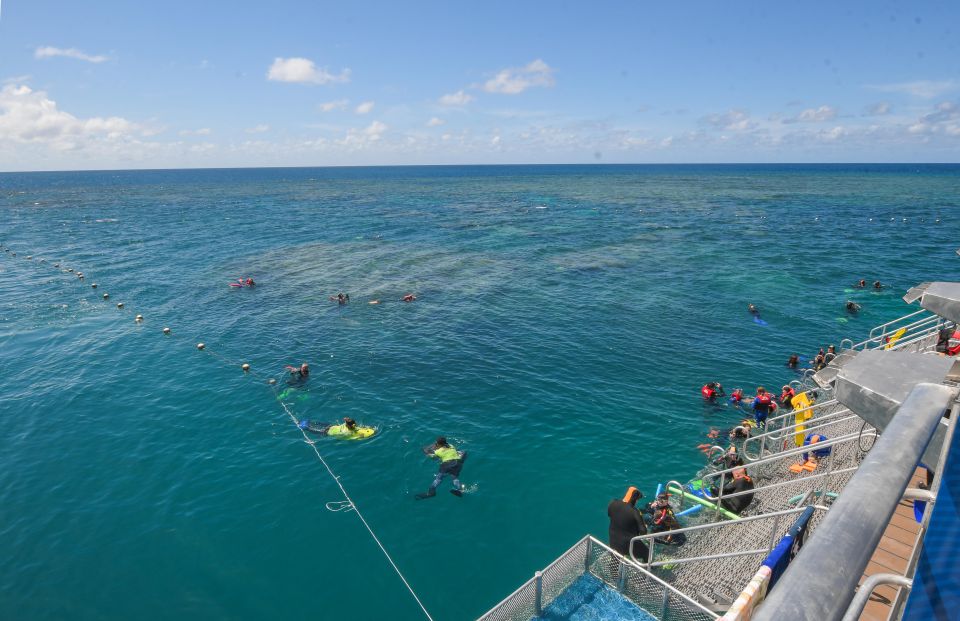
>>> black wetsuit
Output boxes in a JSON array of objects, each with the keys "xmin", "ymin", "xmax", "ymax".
[
  {"xmin": 713, "ymin": 476, "xmax": 755, "ymax": 515},
  {"xmin": 607, "ymin": 499, "xmax": 648, "ymax": 558}
]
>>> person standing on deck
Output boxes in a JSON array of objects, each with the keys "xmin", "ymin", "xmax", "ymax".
[{"xmin": 607, "ymin": 487, "xmax": 648, "ymax": 559}]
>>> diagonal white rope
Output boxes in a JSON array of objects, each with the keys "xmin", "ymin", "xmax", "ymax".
[
  {"xmin": 273, "ymin": 394, "xmax": 435, "ymax": 621},
  {"xmin": 1, "ymin": 244, "xmax": 434, "ymax": 621}
]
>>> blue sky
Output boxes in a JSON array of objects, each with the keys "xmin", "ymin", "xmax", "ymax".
[{"xmin": 1, "ymin": 0, "xmax": 959, "ymax": 170}]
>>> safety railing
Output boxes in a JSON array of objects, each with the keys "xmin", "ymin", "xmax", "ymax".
[
  {"xmin": 741, "ymin": 406, "xmax": 858, "ymax": 462},
  {"xmin": 697, "ymin": 430, "xmax": 876, "ymax": 520},
  {"xmin": 752, "ymin": 383, "xmax": 958, "ymax": 621},
  {"xmin": 476, "ymin": 535, "xmax": 718, "ymax": 621},
  {"xmin": 629, "ymin": 505, "xmax": 828, "ymax": 571},
  {"xmin": 847, "ymin": 310, "xmax": 943, "ymax": 351}
]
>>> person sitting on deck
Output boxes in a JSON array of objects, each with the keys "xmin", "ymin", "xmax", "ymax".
[
  {"xmin": 701, "ymin": 381, "xmax": 725, "ymax": 401},
  {"xmin": 802, "ymin": 434, "xmax": 832, "ymax": 463},
  {"xmin": 710, "ymin": 467, "xmax": 755, "ymax": 515},
  {"xmin": 647, "ymin": 493, "xmax": 686, "ymax": 545},
  {"xmin": 607, "ymin": 487, "xmax": 648, "ymax": 559}
]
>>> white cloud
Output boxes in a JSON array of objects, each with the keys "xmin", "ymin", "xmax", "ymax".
[
  {"xmin": 863, "ymin": 102, "xmax": 892, "ymax": 116},
  {"xmin": 245, "ymin": 124, "xmax": 270, "ymax": 134},
  {"xmin": 334, "ymin": 120, "xmax": 388, "ymax": 148},
  {"xmin": 907, "ymin": 101, "xmax": 960, "ymax": 136},
  {"xmin": 318, "ymin": 99, "xmax": 349, "ymax": 112},
  {"xmin": 426, "ymin": 117, "xmax": 445, "ymax": 127},
  {"xmin": 0, "ymin": 84, "xmax": 140, "ymax": 148},
  {"xmin": 35, "ymin": 46, "xmax": 109, "ymax": 63},
  {"xmin": 178, "ymin": 128, "xmax": 212, "ymax": 136},
  {"xmin": 783, "ymin": 105, "xmax": 837, "ymax": 123},
  {"xmin": 868, "ymin": 79, "xmax": 959, "ymax": 99},
  {"xmin": 483, "ymin": 59, "xmax": 555, "ymax": 95},
  {"xmin": 439, "ymin": 90, "xmax": 474, "ymax": 106},
  {"xmin": 355, "ymin": 101, "xmax": 375, "ymax": 115},
  {"xmin": 701, "ymin": 109, "xmax": 756, "ymax": 131},
  {"xmin": 267, "ymin": 57, "xmax": 350, "ymax": 85}
]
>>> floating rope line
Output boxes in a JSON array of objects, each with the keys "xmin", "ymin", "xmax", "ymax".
[{"xmin": 0, "ymin": 243, "xmax": 435, "ymax": 621}]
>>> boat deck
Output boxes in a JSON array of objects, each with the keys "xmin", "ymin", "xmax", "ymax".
[{"xmin": 857, "ymin": 467, "xmax": 926, "ymax": 621}]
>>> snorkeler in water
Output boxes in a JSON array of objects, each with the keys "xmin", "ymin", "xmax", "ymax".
[
  {"xmin": 330, "ymin": 293, "xmax": 350, "ymax": 305},
  {"xmin": 285, "ymin": 362, "xmax": 310, "ymax": 380},
  {"xmin": 416, "ymin": 437, "xmax": 466, "ymax": 499},
  {"xmin": 299, "ymin": 417, "xmax": 358, "ymax": 436},
  {"xmin": 402, "ymin": 293, "xmax": 417, "ymax": 302},
  {"xmin": 846, "ymin": 300, "xmax": 861, "ymax": 313},
  {"xmin": 748, "ymin": 303, "xmax": 760, "ymax": 316}
]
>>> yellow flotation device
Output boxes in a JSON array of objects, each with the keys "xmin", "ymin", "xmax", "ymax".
[
  {"xmin": 327, "ymin": 423, "xmax": 376, "ymax": 440},
  {"xmin": 884, "ymin": 327, "xmax": 907, "ymax": 350},
  {"xmin": 791, "ymin": 391, "xmax": 814, "ymax": 447}
]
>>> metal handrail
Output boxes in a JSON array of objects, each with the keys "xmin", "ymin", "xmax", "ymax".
[
  {"xmin": 629, "ymin": 505, "xmax": 830, "ymax": 568},
  {"xmin": 587, "ymin": 536, "xmax": 719, "ymax": 619},
  {"xmin": 700, "ymin": 430, "xmax": 874, "ymax": 494},
  {"xmin": 865, "ymin": 308, "xmax": 929, "ymax": 341},
  {"xmin": 752, "ymin": 383, "xmax": 958, "ymax": 621},
  {"xmin": 840, "ymin": 574, "xmax": 912, "ymax": 621},
  {"xmin": 760, "ymin": 398, "xmax": 836, "ymax": 431},
  {"xmin": 856, "ymin": 312, "xmax": 942, "ymax": 350},
  {"xmin": 742, "ymin": 407, "xmax": 854, "ymax": 461}
]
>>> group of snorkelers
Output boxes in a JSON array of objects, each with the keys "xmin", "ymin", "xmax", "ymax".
[
  {"xmin": 329, "ymin": 292, "xmax": 418, "ymax": 305},
  {"xmin": 701, "ymin": 381, "xmax": 795, "ymax": 428},
  {"xmin": 281, "ymin": 362, "xmax": 466, "ymax": 500}
]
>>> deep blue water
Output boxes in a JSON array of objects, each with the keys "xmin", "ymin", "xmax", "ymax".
[{"xmin": 1, "ymin": 164, "xmax": 957, "ymax": 621}]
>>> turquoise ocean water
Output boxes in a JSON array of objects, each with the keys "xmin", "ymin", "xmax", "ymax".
[{"xmin": 1, "ymin": 164, "xmax": 957, "ymax": 621}]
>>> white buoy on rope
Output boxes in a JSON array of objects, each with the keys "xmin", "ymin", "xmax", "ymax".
[
  {"xmin": 26, "ymin": 255, "xmax": 32, "ymax": 260},
  {"xmin": 117, "ymin": 302, "xmax": 124, "ymax": 309},
  {"xmin": 103, "ymin": 293, "xmax": 110, "ymax": 299},
  {"xmin": 197, "ymin": 343, "xmax": 205, "ymax": 350},
  {"xmin": 268, "ymin": 378, "xmax": 277, "ymax": 385},
  {"xmin": 91, "ymin": 283, "xmax": 98, "ymax": 289},
  {"xmin": 135, "ymin": 315, "xmax": 143, "ymax": 322},
  {"xmin": 242, "ymin": 363, "xmax": 250, "ymax": 372},
  {"xmin": 163, "ymin": 327, "xmax": 171, "ymax": 334}
]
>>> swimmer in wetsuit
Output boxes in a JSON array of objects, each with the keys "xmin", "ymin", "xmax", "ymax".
[
  {"xmin": 607, "ymin": 487, "xmax": 648, "ymax": 558},
  {"xmin": 748, "ymin": 303, "xmax": 760, "ymax": 316},
  {"xmin": 299, "ymin": 417, "xmax": 358, "ymax": 436},
  {"xmin": 416, "ymin": 437, "xmax": 466, "ymax": 499},
  {"xmin": 285, "ymin": 362, "xmax": 310, "ymax": 384},
  {"xmin": 787, "ymin": 353, "xmax": 800, "ymax": 369},
  {"xmin": 846, "ymin": 300, "xmax": 861, "ymax": 313}
]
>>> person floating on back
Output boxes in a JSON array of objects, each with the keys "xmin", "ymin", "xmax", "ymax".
[
  {"xmin": 607, "ymin": 486, "xmax": 647, "ymax": 558},
  {"xmin": 701, "ymin": 381, "xmax": 725, "ymax": 401},
  {"xmin": 416, "ymin": 437, "xmax": 466, "ymax": 499}
]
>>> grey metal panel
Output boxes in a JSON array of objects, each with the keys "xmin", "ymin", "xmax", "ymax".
[
  {"xmin": 835, "ymin": 350, "xmax": 954, "ymax": 469},
  {"xmin": 903, "ymin": 282, "xmax": 932, "ymax": 304},
  {"xmin": 752, "ymin": 383, "xmax": 958, "ymax": 621},
  {"xmin": 812, "ymin": 350, "xmax": 859, "ymax": 388},
  {"xmin": 920, "ymin": 282, "xmax": 960, "ymax": 324}
]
